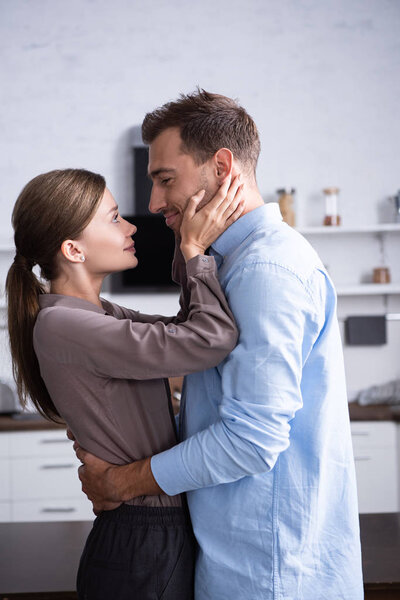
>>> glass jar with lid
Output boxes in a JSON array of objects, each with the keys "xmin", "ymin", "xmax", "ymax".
[
  {"xmin": 277, "ymin": 188, "xmax": 296, "ymax": 227},
  {"xmin": 323, "ymin": 187, "xmax": 341, "ymax": 226}
]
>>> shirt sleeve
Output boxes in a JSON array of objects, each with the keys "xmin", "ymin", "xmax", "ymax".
[
  {"xmin": 151, "ymin": 262, "xmax": 322, "ymax": 494},
  {"xmin": 171, "ymin": 242, "xmax": 191, "ymax": 320},
  {"xmin": 35, "ymin": 255, "xmax": 238, "ymax": 380}
]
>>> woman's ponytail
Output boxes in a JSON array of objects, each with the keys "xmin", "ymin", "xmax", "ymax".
[
  {"xmin": 6, "ymin": 168, "xmax": 105, "ymax": 423},
  {"xmin": 6, "ymin": 254, "xmax": 62, "ymax": 422}
]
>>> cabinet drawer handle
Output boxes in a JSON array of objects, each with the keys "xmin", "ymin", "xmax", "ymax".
[
  {"xmin": 352, "ymin": 432, "xmax": 370, "ymax": 437},
  {"xmin": 354, "ymin": 456, "xmax": 371, "ymax": 461},
  {"xmin": 40, "ymin": 439, "xmax": 70, "ymax": 444},
  {"xmin": 40, "ymin": 464, "xmax": 75, "ymax": 470},
  {"xmin": 40, "ymin": 507, "xmax": 76, "ymax": 513}
]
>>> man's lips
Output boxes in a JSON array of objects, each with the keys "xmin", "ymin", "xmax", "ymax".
[{"xmin": 164, "ymin": 212, "xmax": 179, "ymax": 226}]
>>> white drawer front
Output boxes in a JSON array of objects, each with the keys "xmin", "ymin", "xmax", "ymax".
[
  {"xmin": 354, "ymin": 446, "xmax": 398, "ymax": 513},
  {"xmin": 12, "ymin": 498, "xmax": 95, "ymax": 522},
  {"xmin": 351, "ymin": 421, "xmax": 397, "ymax": 450},
  {"xmin": 0, "ymin": 502, "xmax": 12, "ymax": 522},
  {"xmin": 9, "ymin": 429, "xmax": 71, "ymax": 457},
  {"xmin": 0, "ymin": 433, "xmax": 9, "ymax": 457},
  {"xmin": 11, "ymin": 456, "xmax": 82, "ymax": 499},
  {"xmin": 0, "ymin": 458, "xmax": 10, "ymax": 500}
]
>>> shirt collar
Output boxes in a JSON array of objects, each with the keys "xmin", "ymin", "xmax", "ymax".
[
  {"xmin": 38, "ymin": 294, "xmax": 109, "ymax": 315},
  {"xmin": 211, "ymin": 202, "xmax": 282, "ymax": 258}
]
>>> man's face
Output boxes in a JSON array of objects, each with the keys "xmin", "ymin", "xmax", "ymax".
[{"xmin": 147, "ymin": 127, "xmax": 216, "ymax": 233}]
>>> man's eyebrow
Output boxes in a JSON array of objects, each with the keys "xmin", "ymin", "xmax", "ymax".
[{"xmin": 147, "ymin": 168, "xmax": 176, "ymax": 180}]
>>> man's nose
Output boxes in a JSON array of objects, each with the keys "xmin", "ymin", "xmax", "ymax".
[{"xmin": 149, "ymin": 186, "xmax": 166, "ymax": 215}]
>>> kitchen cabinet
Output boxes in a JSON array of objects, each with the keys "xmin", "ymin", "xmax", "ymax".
[
  {"xmin": 0, "ymin": 428, "xmax": 94, "ymax": 523},
  {"xmin": 12, "ymin": 498, "xmax": 94, "ymax": 522},
  {"xmin": 1, "ymin": 514, "xmax": 399, "ymax": 598},
  {"xmin": 0, "ymin": 519, "xmax": 92, "ymax": 598},
  {"xmin": 0, "ymin": 431, "xmax": 10, "ymax": 520},
  {"xmin": 0, "ymin": 458, "xmax": 10, "ymax": 501},
  {"xmin": 351, "ymin": 421, "xmax": 399, "ymax": 513}
]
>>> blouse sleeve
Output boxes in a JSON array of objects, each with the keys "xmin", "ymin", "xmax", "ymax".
[{"xmin": 35, "ymin": 255, "xmax": 238, "ymax": 380}]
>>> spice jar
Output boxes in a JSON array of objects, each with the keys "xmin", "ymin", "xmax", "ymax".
[
  {"xmin": 323, "ymin": 187, "xmax": 341, "ymax": 226},
  {"xmin": 277, "ymin": 188, "xmax": 296, "ymax": 227},
  {"xmin": 372, "ymin": 267, "xmax": 391, "ymax": 284}
]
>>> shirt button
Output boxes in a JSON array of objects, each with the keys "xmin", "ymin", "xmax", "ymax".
[
  {"xmin": 167, "ymin": 327, "xmax": 176, "ymax": 334},
  {"xmin": 201, "ymin": 257, "xmax": 209, "ymax": 263}
]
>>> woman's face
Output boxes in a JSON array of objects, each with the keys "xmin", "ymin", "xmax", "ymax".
[{"xmin": 78, "ymin": 187, "xmax": 138, "ymax": 275}]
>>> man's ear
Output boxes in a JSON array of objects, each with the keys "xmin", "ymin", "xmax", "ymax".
[
  {"xmin": 214, "ymin": 148, "xmax": 233, "ymax": 182},
  {"xmin": 60, "ymin": 240, "xmax": 85, "ymax": 264}
]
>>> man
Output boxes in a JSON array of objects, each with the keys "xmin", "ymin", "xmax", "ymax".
[{"xmin": 75, "ymin": 90, "xmax": 363, "ymax": 599}]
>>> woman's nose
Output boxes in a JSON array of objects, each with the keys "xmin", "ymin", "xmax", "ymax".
[{"xmin": 121, "ymin": 217, "xmax": 136, "ymax": 236}]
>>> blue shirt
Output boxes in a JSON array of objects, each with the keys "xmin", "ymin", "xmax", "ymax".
[{"xmin": 151, "ymin": 203, "xmax": 363, "ymax": 600}]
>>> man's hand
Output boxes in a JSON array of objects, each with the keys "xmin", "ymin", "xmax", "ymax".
[
  {"xmin": 70, "ymin": 434, "xmax": 164, "ymax": 515},
  {"xmin": 75, "ymin": 443, "xmax": 123, "ymax": 515}
]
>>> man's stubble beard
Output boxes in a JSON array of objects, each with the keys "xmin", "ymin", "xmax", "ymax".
[
  {"xmin": 173, "ymin": 167, "xmax": 217, "ymax": 237},
  {"xmin": 196, "ymin": 166, "xmax": 217, "ymax": 211}
]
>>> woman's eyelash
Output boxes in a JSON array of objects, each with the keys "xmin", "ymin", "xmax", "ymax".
[{"xmin": 112, "ymin": 213, "xmax": 120, "ymax": 222}]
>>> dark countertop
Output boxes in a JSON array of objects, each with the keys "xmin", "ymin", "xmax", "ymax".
[
  {"xmin": 0, "ymin": 413, "xmax": 65, "ymax": 432},
  {"xmin": 0, "ymin": 514, "xmax": 399, "ymax": 598},
  {"xmin": 349, "ymin": 402, "xmax": 400, "ymax": 422},
  {"xmin": 1, "ymin": 402, "xmax": 399, "ymax": 433}
]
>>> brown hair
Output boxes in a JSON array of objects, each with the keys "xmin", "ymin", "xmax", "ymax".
[
  {"xmin": 6, "ymin": 169, "xmax": 106, "ymax": 422},
  {"xmin": 142, "ymin": 88, "xmax": 261, "ymax": 175}
]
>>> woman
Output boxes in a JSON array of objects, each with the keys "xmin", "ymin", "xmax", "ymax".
[{"xmin": 6, "ymin": 168, "xmax": 243, "ymax": 600}]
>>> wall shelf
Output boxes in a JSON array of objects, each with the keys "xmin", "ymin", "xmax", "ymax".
[
  {"xmin": 1, "ymin": 227, "xmax": 400, "ymax": 300},
  {"xmin": 297, "ymin": 224, "xmax": 400, "ymax": 235},
  {"xmin": 336, "ymin": 284, "xmax": 400, "ymax": 296},
  {"xmin": 297, "ymin": 223, "xmax": 400, "ymax": 296}
]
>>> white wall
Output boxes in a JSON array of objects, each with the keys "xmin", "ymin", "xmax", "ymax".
[
  {"xmin": 0, "ymin": 0, "xmax": 400, "ymax": 395},
  {"xmin": 1, "ymin": 0, "xmax": 399, "ymax": 235}
]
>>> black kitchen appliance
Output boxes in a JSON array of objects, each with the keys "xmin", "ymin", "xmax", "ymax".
[
  {"xmin": 109, "ymin": 127, "xmax": 177, "ymax": 292},
  {"xmin": 110, "ymin": 215, "xmax": 177, "ymax": 293}
]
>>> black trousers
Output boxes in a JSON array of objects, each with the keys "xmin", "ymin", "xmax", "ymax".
[{"xmin": 77, "ymin": 504, "xmax": 195, "ymax": 600}]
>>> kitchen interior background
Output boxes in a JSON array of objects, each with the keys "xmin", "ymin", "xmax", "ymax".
[{"xmin": 1, "ymin": 0, "xmax": 400, "ymax": 401}]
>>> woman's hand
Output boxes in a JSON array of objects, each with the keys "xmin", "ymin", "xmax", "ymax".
[{"xmin": 180, "ymin": 174, "xmax": 245, "ymax": 262}]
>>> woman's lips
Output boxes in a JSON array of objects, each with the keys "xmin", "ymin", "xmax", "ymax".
[{"xmin": 124, "ymin": 243, "xmax": 136, "ymax": 253}]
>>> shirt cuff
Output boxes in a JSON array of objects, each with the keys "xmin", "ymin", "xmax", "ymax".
[
  {"xmin": 186, "ymin": 254, "xmax": 216, "ymax": 278},
  {"xmin": 151, "ymin": 443, "xmax": 196, "ymax": 496}
]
